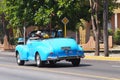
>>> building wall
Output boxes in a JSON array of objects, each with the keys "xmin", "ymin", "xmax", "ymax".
[
  {"xmin": 118, "ymin": 13, "xmax": 120, "ymax": 29},
  {"xmin": 110, "ymin": 15, "xmax": 115, "ymax": 31},
  {"xmin": 110, "ymin": 13, "xmax": 120, "ymax": 32}
]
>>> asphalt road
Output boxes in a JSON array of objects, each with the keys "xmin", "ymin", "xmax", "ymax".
[{"xmin": 0, "ymin": 51, "xmax": 120, "ymax": 80}]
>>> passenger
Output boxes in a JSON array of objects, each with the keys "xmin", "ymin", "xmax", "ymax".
[{"xmin": 35, "ymin": 31, "xmax": 42, "ymax": 39}]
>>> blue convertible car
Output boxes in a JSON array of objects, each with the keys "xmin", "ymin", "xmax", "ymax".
[{"xmin": 15, "ymin": 30, "xmax": 84, "ymax": 67}]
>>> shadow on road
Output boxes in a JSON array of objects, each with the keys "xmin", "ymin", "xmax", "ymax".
[{"xmin": 24, "ymin": 62, "xmax": 92, "ymax": 68}]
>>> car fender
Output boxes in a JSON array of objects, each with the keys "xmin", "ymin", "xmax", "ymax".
[
  {"xmin": 78, "ymin": 45, "xmax": 84, "ymax": 56},
  {"xmin": 35, "ymin": 46, "xmax": 53, "ymax": 61},
  {"xmin": 78, "ymin": 45, "xmax": 83, "ymax": 51},
  {"xmin": 15, "ymin": 45, "xmax": 29, "ymax": 60}
]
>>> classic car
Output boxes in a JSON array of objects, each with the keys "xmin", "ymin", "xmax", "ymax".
[{"xmin": 15, "ymin": 30, "xmax": 84, "ymax": 67}]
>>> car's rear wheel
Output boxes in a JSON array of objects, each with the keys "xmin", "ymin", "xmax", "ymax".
[
  {"xmin": 36, "ymin": 53, "xmax": 43, "ymax": 67},
  {"xmin": 16, "ymin": 53, "xmax": 25, "ymax": 65},
  {"xmin": 71, "ymin": 58, "xmax": 81, "ymax": 66}
]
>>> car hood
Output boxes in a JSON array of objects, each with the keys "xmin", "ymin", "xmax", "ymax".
[{"xmin": 42, "ymin": 38, "xmax": 79, "ymax": 52}]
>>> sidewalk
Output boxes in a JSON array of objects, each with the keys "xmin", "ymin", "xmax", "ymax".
[
  {"xmin": 84, "ymin": 53, "xmax": 120, "ymax": 61},
  {"xmin": 84, "ymin": 46, "xmax": 120, "ymax": 61}
]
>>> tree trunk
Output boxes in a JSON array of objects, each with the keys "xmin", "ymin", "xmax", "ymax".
[
  {"xmin": 103, "ymin": 0, "xmax": 109, "ymax": 57},
  {"xmin": 89, "ymin": 0, "xmax": 100, "ymax": 56},
  {"xmin": 77, "ymin": 29, "xmax": 80, "ymax": 44},
  {"xmin": 1, "ymin": 13, "xmax": 6, "ymax": 35}
]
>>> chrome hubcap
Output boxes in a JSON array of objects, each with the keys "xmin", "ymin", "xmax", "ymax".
[{"xmin": 36, "ymin": 55, "xmax": 40, "ymax": 65}]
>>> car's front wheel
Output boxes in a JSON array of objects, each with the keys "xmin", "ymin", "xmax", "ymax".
[
  {"xmin": 36, "ymin": 53, "xmax": 43, "ymax": 67},
  {"xmin": 71, "ymin": 58, "xmax": 81, "ymax": 66},
  {"xmin": 16, "ymin": 53, "xmax": 25, "ymax": 65}
]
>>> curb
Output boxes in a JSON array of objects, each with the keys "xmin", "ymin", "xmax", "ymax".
[{"xmin": 84, "ymin": 56, "xmax": 120, "ymax": 61}]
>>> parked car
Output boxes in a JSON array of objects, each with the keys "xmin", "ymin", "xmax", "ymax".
[{"xmin": 15, "ymin": 30, "xmax": 84, "ymax": 67}]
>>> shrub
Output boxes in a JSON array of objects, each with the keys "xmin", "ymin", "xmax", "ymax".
[
  {"xmin": 113, "ymin": 29, "xmax": 120, "ymax": 45},
  {"xmin": 9, "ymin": 37, "xmax": 18, "ymax": 45},
  {"xmin": 108, "ymin": 29, "xmax": 113, "ymax": 35}
]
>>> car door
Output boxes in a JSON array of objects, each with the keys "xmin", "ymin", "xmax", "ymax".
[{"xmin": 27, "ymin": 39, "xmax": 35, "ymax": 60}]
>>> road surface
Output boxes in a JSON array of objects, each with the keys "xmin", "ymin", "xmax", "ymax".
[{"xmin": 0, "ymin": 51, "xmax": 120, "ymax": 80}]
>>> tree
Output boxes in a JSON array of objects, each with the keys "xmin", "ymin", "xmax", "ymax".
[
  {"xmin": 4, "ymin": 0, "xmax": 37, "ymax": 28},
  {"xmin": 34, "ymin": 0, "xmax": 90, "ymax": 29},
  {"xmin": 89, "ymin": 0, "xmax": 117, "ymax": 56},
  {"xmin": 89, "ymin": 0, "xmax": 100, "ymax": 56},
  {"xmin": 0, "ymin": 0, "xmax": 7, "ymax": 36},
  {"xmin": 3, "ymin": 0, "xmax": 90, "ymax": 42},
  {"xmin": 103, "ymin": 0, "xmax": 109, "ymax": 56},
  {"xmin": 1, "ymin": 0, "xmax": 117, "ymax": 47}
]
